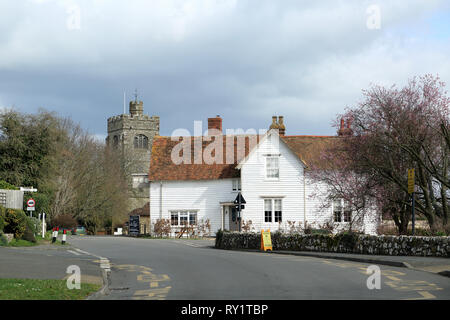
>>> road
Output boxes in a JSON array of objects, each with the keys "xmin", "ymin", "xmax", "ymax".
[
  {"xmin": 0, "ymin": 244, "xmax": 103, "ymax": 286},
  {"xmin": 67, "ymin": 236, "xmax": 450, "ymax": 300}
]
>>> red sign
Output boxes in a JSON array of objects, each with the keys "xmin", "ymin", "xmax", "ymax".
[{"xmin": 27, "ymin": 198, "xmax": 35, "ymax": 207}]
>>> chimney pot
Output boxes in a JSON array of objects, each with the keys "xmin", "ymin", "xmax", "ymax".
[
  {"xmin": 269, "ymin": 116, "xmax": 279, "ymax": 130},
  {"xmin": 278, "ymin": 116, "xmax": 286, "ymax": 136}
]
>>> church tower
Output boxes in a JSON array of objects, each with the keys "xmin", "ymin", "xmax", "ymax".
[{"xmin": 106, "ymin": 95, "xmax": 160, "ymax": 212}]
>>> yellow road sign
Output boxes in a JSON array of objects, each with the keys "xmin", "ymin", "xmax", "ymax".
[
  {"xmin": 261, "ymin": 229, "xmax": 272, "ymax": 251},
  {"xmin": 408, "ymin": 169, "xmax": 415, "ymax": 194}
]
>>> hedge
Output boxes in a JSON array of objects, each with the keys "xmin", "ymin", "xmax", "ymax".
[{"xmin": 215, "ymin": 230, "xmax": 450, "ymax": 257}]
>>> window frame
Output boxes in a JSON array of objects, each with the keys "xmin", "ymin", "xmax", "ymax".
[
  {"xmin": 333, "ymin": 199, "xmax": 352, "ymax": 223},
  {"xmin": 169, "ymin": 210, "xmax": 198, "ymax": 226},
  {"xmin": 232, "ymin": 179, "xmax": 241, "ymax": 192},
  {"xmin": 134, "ymin": 134, "xmax": 149, "ymax": 149},
  {"xmin": 265, "ymin": 155, "xmax": 280, "ymax": 180},
  {"xmin": 263, "ymin": 198, "xmax": 282, "ymax": 223}
]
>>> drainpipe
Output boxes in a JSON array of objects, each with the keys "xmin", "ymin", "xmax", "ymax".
[
  {"xmin": 149, "ymin": 181, "xmax": 152, "ymax": 235},
  {"xmin": 303, "ymin": 170, "xmax": 306, "ymax": 230},
  {"xmin": 159, "ymin": 181, "xmax": 163, "ymax": 220}
]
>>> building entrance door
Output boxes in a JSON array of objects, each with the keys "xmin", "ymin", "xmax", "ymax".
[{"xmin": 228, "ymin": 206, "xmax": 240, "ymax": 232}]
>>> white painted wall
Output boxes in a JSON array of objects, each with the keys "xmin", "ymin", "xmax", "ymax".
[
  {"xmin": 239, "ymin": 133, "xmax": 306, "ymax": 232},
  {"xmin": 150, "ymin": 178, "xmax": 239, "ymax": 235},
  {"xmin": 304, "ymin": 178, "xmax": 380, "ymax": 235}
]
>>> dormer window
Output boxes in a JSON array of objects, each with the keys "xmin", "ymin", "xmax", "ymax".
[{"xmin": 265, "ymin": 156, "xmax": 279, "ymax": 179}]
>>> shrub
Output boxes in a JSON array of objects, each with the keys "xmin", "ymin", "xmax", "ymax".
[
  {"xmin": 0, "ymin": 207, "xmax": 6, "ymax": 232},
  {"xmin": 0, "ymin": 233, "xmax": 8, "ymax": 246},
  {"xmin": 51, "ymin": 214, "xmax": 77, "ymax": 229},
  {"xmin": 22, "ymin": 217, "xmax": 38, "ymax": 243},
  {"xmin": 3, "ymin": 208, "xmax": 27, "ymax": 239},
  {"xmin": 0, "ymin": 180, "xmax": 18, "ymax": 190},
  {"xmin": 153, "ymin": 219, "xmax": 171, "ymax": 237},
  {"xmin": 196, "ymin": 219, "xmax": 212, "ymax": 237},
  {"xmin": 310, "ymin": 229, "xmax": 332, "ymax": 235},
  {"xmin": 241, "ymin": 220, "xmax": 254, "ymax": 232},
  {"xmin": 215, "ymin": 229, "xmax": 224, "ymax": 248},
  {"xmin": 22, "ymin": 227, "xmax": 36, "ymax": 243}
]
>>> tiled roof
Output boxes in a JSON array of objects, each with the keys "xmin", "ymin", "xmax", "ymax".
[
  {"xmin": 148, "ymin": 134, "xmax": 338, "ymax": 181},
  {"xmin": 128, "ymin": 202, "xmax": 150, "ymax": 216},
  {"xmin": 281, "ymin": 135, "xmax": 340, "ymax": 168}
]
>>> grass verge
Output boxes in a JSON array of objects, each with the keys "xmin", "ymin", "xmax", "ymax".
[
  {"xmin": 0, "ymin": 278, "xmax": 101, "ymax": 300},
  {"xmin": 0, "ymin": 236, "xmax": 68, "ymax": 247}
]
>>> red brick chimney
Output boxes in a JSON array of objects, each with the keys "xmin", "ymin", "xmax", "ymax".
[
  {"xmin": 346, "ymin": 118, "xmax": 353, "ymax": 135},
  {"xmin": 208, "ymin": 115, "xmax": 222, "ymax": 135},
  {"xmin": 278, "ymin": 116, "xmax": 286, "ymax": 136},
  {"xmin": 338, "ymin": 117, "xmax": 345, "ymax": 136},
  {"xmin": 338, "ymin": 117, "xmax": 353, "ymax": 136}
]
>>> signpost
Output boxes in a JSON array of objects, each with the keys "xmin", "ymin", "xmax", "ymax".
[
  {"xmin": 234, "ymin": 192, "xmax": 246, "ymax": 232},
  {"xmin": 26, "ymin": 198, "xmax": 35, "ymax": 217},
  {"xmin": 129, "ymin": 215, "xmax": 140, "ymax": 236},
  {"xmin": 260, "ymin": 229, "xmax": 272, "ymax": 251},
  {"xmin": 41, "ymin": 212, "xmax": 46, "ymax": 238},
  {"xmin": 408, "ymin": 169, "xmax": 415, "ymax": 235}
]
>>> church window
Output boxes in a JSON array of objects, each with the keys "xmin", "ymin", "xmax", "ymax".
[{"xmin": 134, "ymin": 135, "xmax": 148, "ymax": 149}]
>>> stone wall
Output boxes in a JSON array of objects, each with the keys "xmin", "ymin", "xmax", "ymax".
[{"xmin": 215, "ymin": 231, "xmax": 450, "ymax": 257}]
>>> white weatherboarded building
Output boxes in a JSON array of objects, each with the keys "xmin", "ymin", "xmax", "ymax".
[{"xmin": 149, "ymin": 117, "xmax": 380, "ymax": 236}]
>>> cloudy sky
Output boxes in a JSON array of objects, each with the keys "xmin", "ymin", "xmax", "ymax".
[{"xmin": 1, "ymin": 0, "xmax": 449, "ymax": 138}]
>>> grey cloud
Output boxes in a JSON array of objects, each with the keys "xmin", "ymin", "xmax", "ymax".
[{"xmin": 0, "ymin": 0, "xmax": 448, "ymax": 137}]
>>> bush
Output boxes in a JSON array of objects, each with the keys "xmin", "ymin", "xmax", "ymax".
[
  {"xmin": 3, "ymin": 208, "xmax": 27, "ymax": 239},
  {"xmin": 0, "ymin": 206, "xmax": 6, "ymax": 232},
  {"xmin": 0, "ymin": 207, "xmax": 38, "ymax": 242},
  {"xmin": 51, "ymin": 214, "xmax": 77, "ymax": 229},
  {"xmin": 22, "ymin": 227, "xmax": 36, "ymax": 243},
  {"xmin": 153, "ymin": 219, "xmax": 171, "ymax": 237},
  {"xmin": 310, "ymin": 229, "xmax": 332, "ymax": 235},
  {"xmin": 22, "ymin": 217, "xmax": 38, "ymax": 243},
  {"xmin": 215, "ymin": 229, "xmax": 224, "ymax": 247},
  {"xmin": 0, "ymin": 180, "xmax": 18, "ymax": 190},
  {"xmin": 0, "ymin": 233, "xmax": 8, "ymax": 246}
]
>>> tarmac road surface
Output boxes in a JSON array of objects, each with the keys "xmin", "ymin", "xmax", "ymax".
[{"xmin": 66, "ymin": 236, "xmax": 450, "ymax": 300}]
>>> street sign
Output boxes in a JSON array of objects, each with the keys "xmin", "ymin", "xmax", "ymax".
[
  {"xmin": 408, "ymin": 168, "xmax": 416, "ymax": 235},
  {"xmin": 129, "ymin": 215, "xmax": 140, "ymax": 236},
  {"xmin": 234, "ymin": 192, "xmax": 246, "ymax": 204},
  {"xmin": 27, "ymin": 198, "xmax": 36, "ymax": 207},
  {"xmin": 27, "ymin": 207, "xmax": 35, "ymax": 211},
  {"xmin": 20, "ymin": 187, "xmax": 38, "ymax": 192},
  {"xmin": 260, "ymin": 229, "xmax": 272, "ymax": 251},
  {"xmin": 408, "ymin": 169, "xmax": 415, "ymax": 194}
]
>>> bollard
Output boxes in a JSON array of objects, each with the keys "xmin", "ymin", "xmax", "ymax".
[
  {"xmin": 52, "ymin": 227, "xmax": 57, "ymax": 243},
  {"xmin": 62, "ymin": 229, "xmax": 67, "ymax": 245}
]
